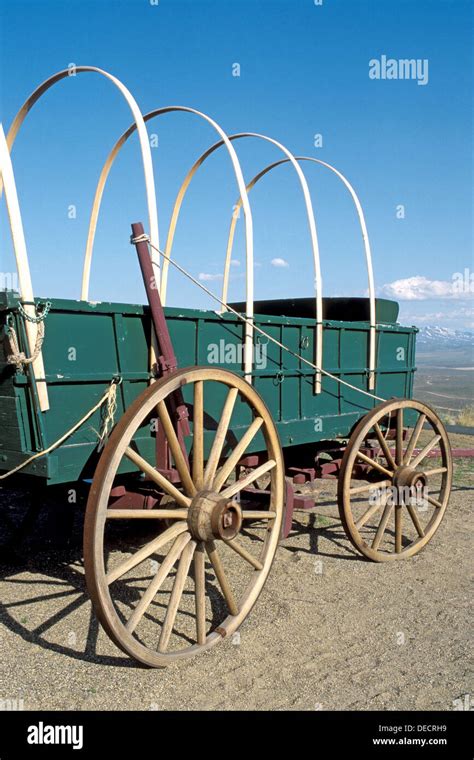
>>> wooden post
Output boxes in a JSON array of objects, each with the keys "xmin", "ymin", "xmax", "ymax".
[{"xmin": 0, "ymin": 124, "xmax": 49, "ymax": 411}]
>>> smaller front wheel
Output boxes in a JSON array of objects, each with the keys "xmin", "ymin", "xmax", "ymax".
[{"xmin": 338, "ymin": 398, "xmax": 452, "ymax": 562}]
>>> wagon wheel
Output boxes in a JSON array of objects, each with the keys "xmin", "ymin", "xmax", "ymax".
[
  {"xmin": 338, "ymin": 398, "xmax": 452, "ymax": 562},
  {"xmin": 84, "ymin": 366, "xmax": 284, "ymax": 666}
]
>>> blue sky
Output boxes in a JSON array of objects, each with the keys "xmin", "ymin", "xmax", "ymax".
[{"xmin": 0, "ymin": 0, "xmax": 472, "ymax": 329}]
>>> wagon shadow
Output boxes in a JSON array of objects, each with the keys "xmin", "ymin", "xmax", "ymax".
[
  {"xmin": 283, "ymin": 510, "xmax": 363, "ymax": 561},
  {"xmin": 280, "ymin": 487, "xmax": 364, "ymax": 561},
  {"xmin": 0, "ymin": 490, "xmax": 245, "ymax": 666}
]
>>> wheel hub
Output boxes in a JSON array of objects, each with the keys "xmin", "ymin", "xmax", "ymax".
[
  {"xmin": 392, "ymin": 466, "xmax": 427, "ymax": 504},
  {"xmin": 188, "ymin": 490, "xmax": 243, "ymax": 541}
]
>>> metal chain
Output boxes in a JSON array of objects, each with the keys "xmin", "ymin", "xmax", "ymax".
[
  {"xmin": 5, "ymin": 301, "xmax": 51, "ymax": 372},
  {"xmin": 17, "ymin": 300, "xmax": 51, "ymax": 323}
]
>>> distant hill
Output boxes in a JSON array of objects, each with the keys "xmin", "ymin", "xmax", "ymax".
[
  {"xmin": 417, "ymin": 326, "xmax": 473, "ymax": 349},
  {"xmin": 413, "ymin": 326, "xmax": 473, "ymax": 421}
]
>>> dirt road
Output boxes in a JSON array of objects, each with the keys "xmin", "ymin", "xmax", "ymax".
[{"xmin": 0, "ymin": 437, "xmax": 472, "ymax": 711}]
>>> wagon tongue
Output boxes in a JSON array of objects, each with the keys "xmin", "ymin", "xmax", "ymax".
[{"xmin": 131, "ymin": 222, "xmax": 190, "ymax": 443}]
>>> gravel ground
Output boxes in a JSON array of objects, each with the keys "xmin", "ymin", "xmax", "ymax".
[{"xmin": 0, "ymin": 436, "xmax": 472, "ymax": 712}]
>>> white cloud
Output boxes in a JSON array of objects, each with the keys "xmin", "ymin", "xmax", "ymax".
[
  {"xmin": 380, "ymin": 275, "xmax": 472, "ymax": 301},
  {"xmin": 230, "ymin": 259, "xmax": 240, "ymax": 267},
  {"xmin": 198, "ymin": 272, "xmax": 223, "ymax": 282},
  {"xmin": 271, "ymin": 257, "xmax": 289, "ymax": 268}
]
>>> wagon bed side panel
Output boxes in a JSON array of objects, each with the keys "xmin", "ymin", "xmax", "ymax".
[{"xmin": 0, "ymin": 296, "xmax": 417, "ymax": 484}]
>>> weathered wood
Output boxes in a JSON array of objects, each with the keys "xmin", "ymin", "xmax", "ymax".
[
  {"xmin": 124, "ymin": 446, "xmax": 191, "ymax": 508},
  {"xmin": 220, "ymin": 459, "xmax": 276, "ymax": 499},
  {"xmin": 213, "ymin": 416, "xmax": 264, "ymax": 492},
  {"xmin": 106, "ymin": 521, "xmax": 188, "ymax": 584},
  {"xmin": 223, "ymin": 538, "xmax": 263, "ymax": 570},
  {"xmin": 158, "ymin": 540, "xmax": 196, "ymax": 652},
  {"xmin": 203, "ymin": 387, "xmax": 238, "ymax": 488},
  {"xmin": 192, "ymin": 381, "xmax": 204, "ymax": 490},
  {"xmin": 126, "ymin": 532, "xmax": 191, "ymax": 634},
  {"xmin": 205, "ymin": 540, "xmax": 239, "ymax": 616},
  {"xmin": 194, "ymin": 542, "xmax": 207, "ymax": 645},
  {"xmin": 157, "ymin": 400, "xmax": 195, "ymax": 496}
]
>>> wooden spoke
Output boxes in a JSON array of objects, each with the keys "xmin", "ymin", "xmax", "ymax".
[
  {"xmin": 194, "ymin": 543, "xmax": 206, "ymax": 645},
  {"xmin": 192, "ymin": 381, "xmax": 204, "ymax": 490},
  {"xmin": 355, "ymin": 495, "xmax": 387, "ymax": 531},
  {"xmin": 373, "ymin": 423, "xmax": 396, "ymax": 470},
  {"xmin": 427, "ymin": 494, "xmax": 443, "ymax": 509},
  {"xmin": 106, "ymin": 509, "xmax": 188, "ymax": 520},
  {"xmin": 157, "ymin": 400, "xmax": 196, "ymax": 496},
  {"xmin": 372, "ymin": 502, "xmax": 394, "ymax": 550},
  {"xmin": 106, "ymin": 521, "xmax": 188, "ymax": 585},
  {"xmin": 220, "ymin": 460, "xmax": 277, "ymax": 499},
  {"xmin": 223, "ymin": 538, "xmax": 263, "ymax": 570},
  {"xmin": 355, "ymin": 450, "xmax": 393, "ymax": 478},
  {"xmin": 394, "ymin": 505, "xmax": 402, "ymax": 553},
  {"xmin": 410, "ymin": 435, "xmax": 441, "ymax": 468},
  {"xmin": 126, "ymin": 532, "xmax": 191, "ymax": 634},
  {"xmin": 203, "ymin": 387, "xmax": 239, "ymax": 488},
  {"xmin": 349, "ymin": 479, "xmax": 391, "ymax": 496},
  {"xmin": 124, "ymin": 446, "xmax": 191, "ymax": 508},
  {"xmin": 396, "ymin": 408, "xmax": 403, "ymax": 466},
  {"xmin": 424, "ymin": 467, "xmax": 448, "ymax": 477},
  {"xmin": 213, "ymin": 417, "xmax": 264, "ymax": 492},
  {"xmin": 403, "ymin": 413, "xmax": 426, "ymax": 465},
  {"xmin": 158, "ymin": 540, "xmax": 197, "ymax": 652},
  {"xmin": 406, "ymin": 504, "xmax": 425, "ymax": 538},
  {"xmin": 242, "ymin": 510, "xmax": 277, "ymax": 520},
  {"xmin": 205, "ymin": 540, "xmax": 239, "ymax": 615}
]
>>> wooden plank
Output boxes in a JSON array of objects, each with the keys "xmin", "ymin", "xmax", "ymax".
[{"xmin": 0, "ymin": 125, "xmax": 49, "ymax": 410}]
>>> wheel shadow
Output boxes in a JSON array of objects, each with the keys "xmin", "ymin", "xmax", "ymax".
[
  {"xmin": 0, "ymin": 551, "xmax": 137, "ymax": 668},
  {"xmin": 0, "ymin": 487, "xmax": 145, "ymax": 668},
  {"xmin": 280, "ymin": 486, "xmax": 365, "ymax": 561},
  {"xmin": 0, "ymin": 487, "xmax": 257, "ymax": 666}
]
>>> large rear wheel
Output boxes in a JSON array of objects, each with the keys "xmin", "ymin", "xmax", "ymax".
[{"xmin": 84, "ymin": 367, "xmax": 284, "ymax": 666}]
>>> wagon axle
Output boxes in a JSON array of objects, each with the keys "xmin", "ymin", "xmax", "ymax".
[
  {"xmin": 188, "ymin": 491, "xmax": 242, "ymax": 542},
  {"xmin": 392, "ymin": 466, "xmax": 427, "ymax": 494}
]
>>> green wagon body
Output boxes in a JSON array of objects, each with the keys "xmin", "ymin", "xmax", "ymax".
[
  {"xmin": 0, "ymin": 290, "xmax": 416, "ymax": 485},
  {"xmin": 0, "ymin": 68, "xmax": 453, "ymax": 666}
]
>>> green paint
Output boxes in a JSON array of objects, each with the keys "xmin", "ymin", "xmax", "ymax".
[{"xmin": 0, "ymin": 291, "xmax": 416, "ymax": 485}]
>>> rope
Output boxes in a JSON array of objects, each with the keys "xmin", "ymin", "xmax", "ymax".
[
  {"xmin": 7, "ymin": 321, "xmax": 44, "ymax": 373},
  {"xmin": 97, "ymin": 379, "xmax": 120, "ymax": 450},
  {"xmin": 131, "ymin": 234, "xmax": 387, "ymax": 403},
  {"xmin": 0, "ymin": 381, "xmax": 120, "ymax": 481}
]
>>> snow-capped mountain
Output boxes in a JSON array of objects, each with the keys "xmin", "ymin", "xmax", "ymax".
[{"xmin": 417, "ymin": 326, "xmax": 474, "ymax": 348}]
